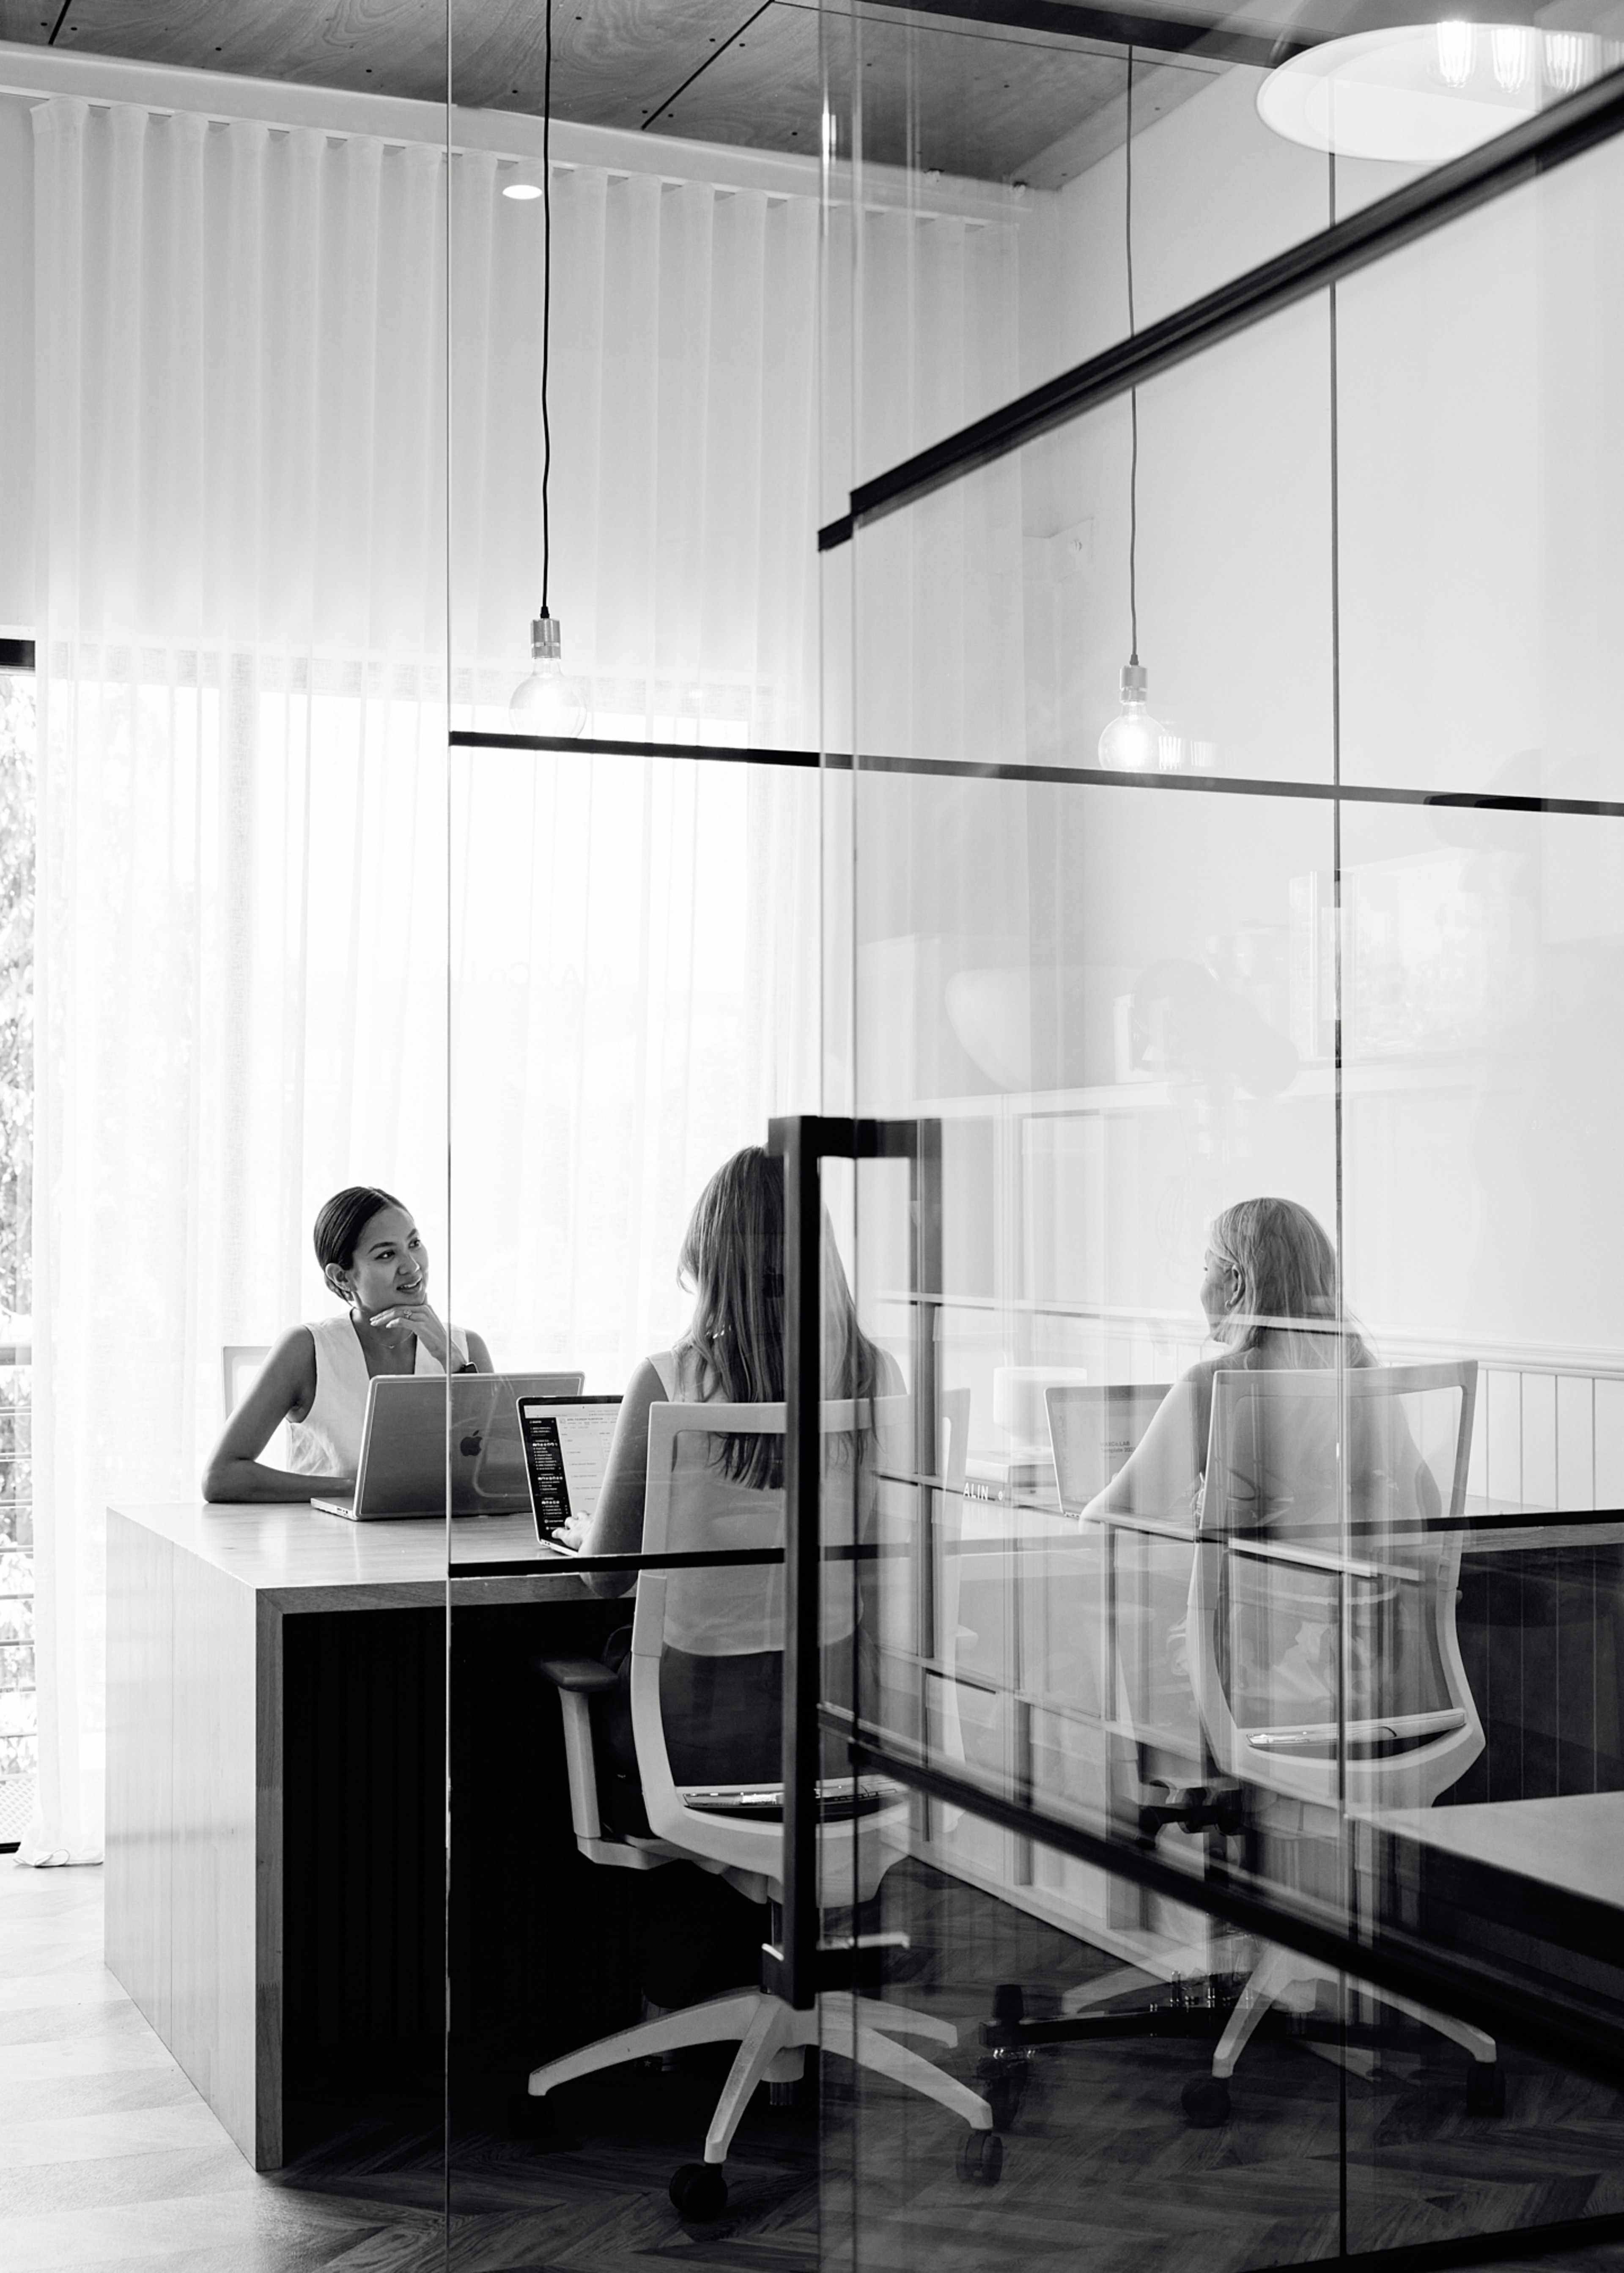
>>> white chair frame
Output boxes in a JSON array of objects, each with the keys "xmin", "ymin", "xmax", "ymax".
[
  {"xmin": 529, "ymin": 1396, "xmax": 995, "ymax": 2182},
  {"xmin": 1185, "ymin": 1362, "xmax": 1497, "ymax": 2095}
]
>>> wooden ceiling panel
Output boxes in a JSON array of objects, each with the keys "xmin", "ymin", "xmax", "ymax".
[
  {"xmin": 650, "ymin": 3, "xmax": 822, "ymax": 157},
  {"xmin": 0, "ymin": 5, "xmax": 53, "ymax": 45},
  {"xmin": 0, "ymin": 0, "xmax": 1204, "ymax": 183},
  {"xmin": 661, "ymin": 0, "xmax": 1152, "ymax": 181},
  {"xmin": 46, "ymin": 0, "xmax": 454, "ymax": 101},
  {"xmin": 27, "ymin": 0, "xmax": 791, "ymax": 129},
  {"xmin": 452, "ymin": 0, "xmax": 759, "ymax": 129}
]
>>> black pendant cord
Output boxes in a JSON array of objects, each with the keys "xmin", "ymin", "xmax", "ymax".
[
  {"xmin": 540, "ymin": 0, "xmax": 554, "ymax": 619},
  {"xmin": 1126, "ymin": 44, "xmax": 1139, "ymax": 669}
]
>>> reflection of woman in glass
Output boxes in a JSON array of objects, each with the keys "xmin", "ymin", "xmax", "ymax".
[
  {"xmin": 1084, "ymin": 1195, "xmax": 1369, "ymax": 1527},
  {"xmin": 202, "ymin": 1186, "xmax": 493, "ymax": 1503}
]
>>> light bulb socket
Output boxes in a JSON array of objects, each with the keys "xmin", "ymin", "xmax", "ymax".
[
  {"xmin": 529, "ymin": 614, "xmax": 563, "ymax": 662},
  {"xmin": 1120, "ymin": 662, "xmax": 1148, "ymax": 702}
]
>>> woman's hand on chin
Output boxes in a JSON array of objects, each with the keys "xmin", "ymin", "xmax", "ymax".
[{"xmin": 368, "ymin": 1301, "xmax": 454, "ymax": 1370}]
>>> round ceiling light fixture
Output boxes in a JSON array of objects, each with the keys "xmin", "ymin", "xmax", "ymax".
[
  {"xmin": 1258, "ymin": 22, "xmax": 1618, "ymax": 163},
  {"xmin": 502, "ymin": 180, "xmax": 543, "ymax": 199}
]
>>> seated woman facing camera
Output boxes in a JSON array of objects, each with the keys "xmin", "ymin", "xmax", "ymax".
[
  {"xmin": 202, "ymin": 1186, "xmax": 493, "ymax": 1503},
  {"xmin": 1084, "ymin": 1195, "xmax": 1383, "ymax": 1528}
]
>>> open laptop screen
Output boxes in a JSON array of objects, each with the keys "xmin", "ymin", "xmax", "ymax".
[
  {"xmin": 1045, "ymin": 1382, "xmax": 1169, "ymax": 1515},
  {"xmin": 518, "ymin": 1395, "xmax": 622, "ymax": 1541}
]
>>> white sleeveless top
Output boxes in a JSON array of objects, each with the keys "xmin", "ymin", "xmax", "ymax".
[{"xmin": 285, "ymin": 1312, "xmax": 470, "ymax": 1480}]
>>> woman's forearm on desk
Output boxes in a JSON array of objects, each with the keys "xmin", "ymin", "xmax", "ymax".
[
  {"xmin": 581, "ymin": 1359, "xmax": 664, "ymax": 1596},
  {"xmin": 202, "ymin": 1456, "xmax": 350, "ymax": 1504}
]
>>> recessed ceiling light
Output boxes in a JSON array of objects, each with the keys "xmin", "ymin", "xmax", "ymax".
[
  {"xmin": 1259, "ymin": 22, "xmax": 1620, "ymax": 162},
  {"xmin": 502, "ymin": 181, "xmax": 543, "ymax": 200}
]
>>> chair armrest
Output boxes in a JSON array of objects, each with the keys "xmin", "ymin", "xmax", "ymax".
[
  {"xmin": 534, "ymin": 1654, "xmax": 620, "ymax": 1694},
  {"xmin": 1220, "ymin": 1536, "xmax": 1422, "ymax": 1583},
  {"xmin": 1243, "ymin": 1708, "xmax": 1467, "ymax": 1752}
]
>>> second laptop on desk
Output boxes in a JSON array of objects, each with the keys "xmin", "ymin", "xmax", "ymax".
[
  {"xmin": 1046, "ymin": 1382, "xmax": 1169, "ymax": 1516},
  {"xmin": 313, "ymin": 1371, "xmax": 585, "ymax": 1520},
  {"xmin": 517, "ymin": 1394, "xmax": 622, "ymax": 1550}
]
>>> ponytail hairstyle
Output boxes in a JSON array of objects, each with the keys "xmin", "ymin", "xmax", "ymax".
[
  {"xmin": 314, "ymin": 1185, "xmax": 405, "ymax": 1296},
  {"xmin": 1207, "ymin": 1196, "xmax": 1371, "ymax": 1368},
  {"xmin": 678, "ymin": 1145, "xmax": 884, "ymax": 1486}
]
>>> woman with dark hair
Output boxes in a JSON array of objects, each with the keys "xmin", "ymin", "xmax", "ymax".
[
  {"xmin": 1083, "ymin": 1195, "xmax": 1371, "ymax": 1527},
  {"xmin": 202, "ymin": 1186, "xmax": 493, "ymax": 1503}
]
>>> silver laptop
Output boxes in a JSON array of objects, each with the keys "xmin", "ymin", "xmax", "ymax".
[
  {"xmin": 313, "ymin": 1371, "xmax": 586, "ymax": 1520},
  {"xmin": 1045, "ymin": 1382, "xmax": 1169, "ymax": 1516},
  {"xmin": 516, "ymin": 1394, "xmax": 623, "ymax": 1547}
]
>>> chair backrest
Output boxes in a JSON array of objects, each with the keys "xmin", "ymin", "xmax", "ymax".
[
  {"xmin": 222, "ymin": 1342, "xmax": 290, "ymax": 1470},
  {"xmin": 222, "ymin": 1344, "xmax": 270, "ymax": 1418},
  {"xmin": 629, "ymin": 1395, "xmax": 912, "ymax": 1892},
  {"xmin": 1188, "ymin": 1361, "xmax": 1482, "ymax": 1812},
  {"xmin": 940, "ymin": 1386, "xmax": 971, "ymax": 1497}
]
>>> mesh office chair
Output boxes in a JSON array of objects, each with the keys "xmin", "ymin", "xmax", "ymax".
[
  {"xmin": 1180, "ymin": 1360, "xmax": 1499, "ymax": 2122},
  {"xmin": 531, "ymin": 1396, "xmax": 999, "ymax": 2218},
  {"xmin": 977, "ymin": 1363, "xmax": 1501, "ymax": 2129}
]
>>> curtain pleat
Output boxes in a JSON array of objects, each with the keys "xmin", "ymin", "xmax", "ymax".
[{"xmin": 24, "ymin": 98, "xmax": 859, "ymax": 1864}]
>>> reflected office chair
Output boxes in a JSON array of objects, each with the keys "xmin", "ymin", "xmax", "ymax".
[
  {"xmin": 979, "ymin": 1363, "xmax": 1501, "ymax": 2128},
  {"xmin": 531, "ymin": 1397, "xmax": 999, "ymax": 2220},
  {"xmin": 1179, "ymin": 1360, "xmax": 1500, "ymax": 2122}
]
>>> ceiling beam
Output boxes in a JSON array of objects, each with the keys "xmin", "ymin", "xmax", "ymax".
[{"xmin": 869, "ymin": 0, "xmax": 1314, "ymax": 69}]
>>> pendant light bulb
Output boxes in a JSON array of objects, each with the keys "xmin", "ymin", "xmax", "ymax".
[
  {"xmin": 510, "ymin": 611, "xmax": 587, "ymax": 737},
  {"xmin": 1097, "ymin": 661, "xmax": 1164, "ymax": 770}
]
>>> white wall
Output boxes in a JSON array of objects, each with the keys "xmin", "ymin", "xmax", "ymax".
[
  {"xmin": 846, "ymin": 60, "xmax": 1624, "ymax": 1373},
  {"xmin": 0, "ymin": 93, "xmax": 33, "ymax": 630}
]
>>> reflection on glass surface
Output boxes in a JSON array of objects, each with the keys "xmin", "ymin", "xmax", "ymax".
[
  {"xmin": 828, "ymin": 27, "xmax": 1624, "ymax": 2246},
  {"xmin": 1340, "ymin": 131, "xmax": 1624, "ymax": 793},
  {"xmin": 1341, "ymin": 801, "xmax": 1624, "ymax": 1496},
  {"xmin": 429, "ymin": 0, "xmax": 1624, "ymax": 2258},
  {"xmin": 850, "ymin": 299, "xmax": 1333, "ymax": 776}
]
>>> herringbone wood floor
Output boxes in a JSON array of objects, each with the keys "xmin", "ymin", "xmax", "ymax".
[{"xmin": 6, "ymin": 1854, "xmax": 1624, "ymax": 2273}]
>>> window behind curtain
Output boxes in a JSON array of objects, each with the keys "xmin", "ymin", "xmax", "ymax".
[{"xmin": 0, "ymin": 661, "xmax": 34, "ymax": 1849}]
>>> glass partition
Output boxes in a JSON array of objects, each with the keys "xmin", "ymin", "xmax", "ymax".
[
  {"xmin": 434, "ymin": 2, "xmax": 1624, "ymax": 2265},
  {"xmin": 820, "ymin": 15, "xmax": 1624, "ymax": 2273}
]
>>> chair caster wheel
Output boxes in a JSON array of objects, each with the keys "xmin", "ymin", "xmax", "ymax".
[
  {"xmin": 669, "ymin": 2162, "xmax": 729, "ymax": 2220},
  {"xmin": 1181, "ymin": 2074, "xmax": 1232, "ymax": 2127},
  {"xmin": 1466, "ymin": 2061, "xmax": 1506, "ymax": 2116},
  {"xmin": 979, "ymin": 2063, "xmax": 1027, "ymax": 2131},
  {"xmin": 957, "ymin": 2129, "xmax": 1004, "ymax": 2185},
  {"xmin": 505, "ymin": 2088, "xmax": 545, "ymax": 2140}
]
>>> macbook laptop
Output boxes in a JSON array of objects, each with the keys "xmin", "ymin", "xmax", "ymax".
[
  {"xmin": 1045, "ymin": 1382, "xmax": 1169, "ymax": 1516},
  {"xmin": 517, "ymin": 1394, "xmax": 623, "ymax": 1547},
  {"xmin": 312, "ymin": 1371, "xmax": 586, "ymax": 1520}
]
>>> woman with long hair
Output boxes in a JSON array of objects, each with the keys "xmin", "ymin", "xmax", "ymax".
[
  {"xmin": 1084, "ymin": 1194, "xmax": 1369, "ymax": 1527},
  {"xmin": 580, "ymin": 1141, "xmax": 890, "ymax": 1553},
  {"xmin": 579, "ymin": 1143, "xmax": 897, "ymax": 2013}
]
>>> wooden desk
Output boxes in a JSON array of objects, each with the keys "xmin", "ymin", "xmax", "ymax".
[{"xmin": 105, "ymin": 1501, "xmax": 590, "ymax": 2170}]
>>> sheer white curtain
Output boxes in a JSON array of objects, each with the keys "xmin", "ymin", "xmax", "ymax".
[
  {"xmin": 22, "ymin": 93, "xmax": 835, "ymax": 1863},
  {"xmin": 27, "ymin": 99, "xmax": 453, "ymax": 1864},
  {"xmin": 445, "ymin": 150, "xmax": 824, "ymax": 1372}
]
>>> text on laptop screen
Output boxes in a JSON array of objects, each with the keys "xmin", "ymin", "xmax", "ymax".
[{"xmin": 518, "ymin": 1401, "xmax": 619, "ymax": 1531}]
